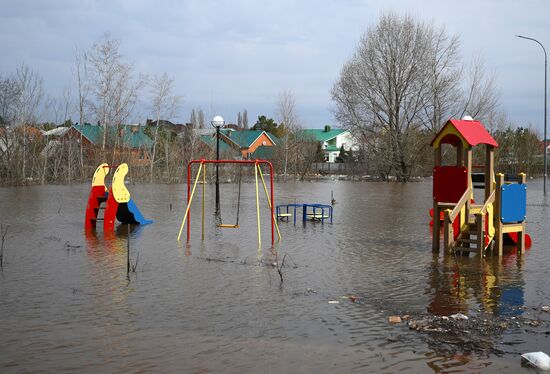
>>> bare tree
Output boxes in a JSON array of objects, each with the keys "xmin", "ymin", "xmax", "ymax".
[
  {"xmin": 276, "ymin": 90, "xmax": 301, "ymax": 179},
  {"xmin": 332, "ymin": 12, "xmax": 500, "ymax": 181},
  {"xmin": 0, "ymin": 74, "xmax": 20, "ymax": 126},
  {"xmin": 88, "ymin": 35, "xmax": 120, "ymax": 150},
  {"xmin": 237, "ymin": 111, "xmax": 242, "ymax": 128},
  {"xmin": 74, "ymin": 47, "xmax": 89, "ymax": 179},
  {"xmin": 148, "ymin": 73, "xmax": 181, "ymax": 182},
  {"xmin": 190, "ymin": 108, "xmax": 197, "ymax": 128},
  {"xmin": 198, "ymin": 109, "xmax": 205, "ymax": 129},
  {"xmin": 243, "ymin": 109, "xmax": 248, "ymax": 129},
  {"xmin": 14, "ymin": 63, "xmax": 44, "ymax": 181},
  {"xmin": 44, "ymin": 95, "xmax": 62, "ymax": 125},
  {"xmin": 456, "ymin": 55, "xmax": 500, "ymax": 123},
  {"xmin": 88, "ymin": 34, "xmax": 141, "ymax": 152}
]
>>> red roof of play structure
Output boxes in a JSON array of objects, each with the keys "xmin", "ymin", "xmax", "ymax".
[{"xmin": 431, "ymin": 119, "xmax": 498, "ymax": 147}]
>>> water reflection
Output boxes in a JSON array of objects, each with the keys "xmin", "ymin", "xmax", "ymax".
[{"xmin": 427, "ymin": 248, "xmax": 525, "ymax": 317}]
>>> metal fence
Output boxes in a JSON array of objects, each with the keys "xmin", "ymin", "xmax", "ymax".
[{"xmin": 311, "ymin": 162, "xmax": 348, "ymax": 174}]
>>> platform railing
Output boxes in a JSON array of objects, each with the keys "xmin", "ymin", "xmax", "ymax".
[{"xmin": 442, "ymin": 187, "xmax": 472, "ymax": 251}]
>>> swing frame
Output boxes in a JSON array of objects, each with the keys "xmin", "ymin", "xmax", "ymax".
[
  {"xmin": 217, "ymin": 162, "xmax": 242, "ymax": 229},
  {"xmin": 177, "ymin": 159, "xmax": 281, "ymax": 247}
]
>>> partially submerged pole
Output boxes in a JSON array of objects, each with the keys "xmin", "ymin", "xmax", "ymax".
[{"xmin": 127, "ymin": 224, "xmax": 130, "ymax": 275}]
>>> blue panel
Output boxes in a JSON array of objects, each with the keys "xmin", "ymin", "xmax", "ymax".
[
  {"xmin": 127, "ymin": 199, "xmax": 153, "ymax": 225},
  {"xmin": 501, "ymin": 183, "xmax": 527, "ymax": 223}
]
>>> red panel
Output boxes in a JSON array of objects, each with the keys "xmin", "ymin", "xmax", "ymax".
[
  {"xmin": 85, "ymin": 185, "xmax": 107, "ymax": 230},
  {"xmin": 433, "ymin": 166, "xmax": 468, "ymax": 203},
  {"xmin": 452, "ymin": 215, "xmax": 460, "ymax": 240},
  {"xmin": 104, "ymin": 187, "xmax": 118, "ymax": 231}
]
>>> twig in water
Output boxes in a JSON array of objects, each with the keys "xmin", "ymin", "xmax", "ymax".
[
  {"xmin": 131, "ymin": 252, "xmax": 140, "ymax": 272},
  {"xmin": 277, "ymin": 253, "xmax": 287, "ymax": 283}
]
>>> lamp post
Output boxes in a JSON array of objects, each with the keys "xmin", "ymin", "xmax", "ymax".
[
  {"xmin": 211, "ymin": 115, "xmax": 225, "ymax": 213},
  {"xmin": 516, "ymin": 35, "xmax": 547, "ymax": 195}
]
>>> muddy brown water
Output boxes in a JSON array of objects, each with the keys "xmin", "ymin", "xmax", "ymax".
[{"xmin": 1, "ymin": 179, "xmax": 549, "ymax": 373}]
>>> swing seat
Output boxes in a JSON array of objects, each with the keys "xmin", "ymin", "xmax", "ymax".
[
  {"xmin": 307, "ymin": 213, "xmax": 330, "ymax": 220},
  {"xmin": 277, "ymin": 213, "xmax": 292, "ymax": 221},
  {"xmin": 218, "ymin": 223, "xmax": 239, "ymax": 228}
]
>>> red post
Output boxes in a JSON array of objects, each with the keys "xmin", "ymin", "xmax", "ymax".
[
  {"xmin": 187, "ymin": 161, "xmax": 192, "ymax": 242},
  {"xmin": 268, "ymin": 162, "xmax": 275, "ymax": 246}
]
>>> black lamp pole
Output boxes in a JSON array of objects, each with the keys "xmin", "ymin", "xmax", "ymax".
[
  {"xmin": 212, "ymin": 116, "xmax": 224, "ymax": 213},
  {"xmin": 215, "ymin": 125, "xmax": 220, "ymax": 213},
  {"xmin": 517, "ymin": 35, "xmax": 547, "ymax": 195}
]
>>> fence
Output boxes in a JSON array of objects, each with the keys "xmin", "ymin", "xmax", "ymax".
[{"xmin": 311, "ymin": 162, "xmax": 348, "ymax": 174}]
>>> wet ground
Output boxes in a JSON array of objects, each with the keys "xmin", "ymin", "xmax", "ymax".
[{"xmin": 1, "ymin": 179, "xmax": 550, "ymax": 373}]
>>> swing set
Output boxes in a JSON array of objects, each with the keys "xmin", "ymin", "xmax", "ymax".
[{"xmin": 177, "ymin": 159, "xmax": 282, "ymax": 248}]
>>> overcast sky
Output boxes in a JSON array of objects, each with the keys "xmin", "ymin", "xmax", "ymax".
[{"xmin": 1, "ymin": 0, "xmax": 549, "ymax": 131}]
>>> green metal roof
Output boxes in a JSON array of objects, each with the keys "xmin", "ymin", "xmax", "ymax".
[
  {"xmin": 297, "ymin": 128, "xmax": 346, "ymax": 142},
  {"xmin": 250, "ymin": 146, "xmax": 276, "ymax": 159},
  {"xmin": 200, "ymin": 134, "xmax": 239, "ymax": 155},
  {"xmin": 72, "ymin": 124, "xmax": 153, "ymax": 149},
  {"xmin": 221, "ymin": 130, "xmax": 279, "ymax": 148},
  {"xmin": 222, "ymin": 130, "xmax": 264, "ymax": 148}
]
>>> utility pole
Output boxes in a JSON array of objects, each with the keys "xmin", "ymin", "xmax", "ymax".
[{"xmin": 516, "ymin": 35, "xmax": 547, "ymax": 195}]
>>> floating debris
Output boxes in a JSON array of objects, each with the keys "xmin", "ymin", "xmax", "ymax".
[
  {"xmin": 449, "ymin": 313, "xmax": 469, "ymax": 320},
  {"xmin": 388, "ymin": 316, "xmax": 402, "ymax": 324},
  {"xmin": 328, "ymin": 300, "xmax": 340, "ymax": 304},
  {"xmin": 521, "ymin": 352, "xmax": 550, "ymax": 370}
]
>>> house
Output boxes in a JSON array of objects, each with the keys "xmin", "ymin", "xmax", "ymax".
[
  {"xmin": 66, "ymin": 123, "xmax": 153, "ymax": 166},
  {"xmin": 218, "ymin": 129, "xmax": 278, "ymax": 159},
  {"xmin": 298, "ymin": 126, "xmax": 357, "ymax": 163},
  {"xmin": 198, "ymin": 133, "xmax": 241, "ymax": 159}
]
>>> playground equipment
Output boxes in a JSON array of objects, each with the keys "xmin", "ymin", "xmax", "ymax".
[
  {"xmin": 218, "ymin": 164, "xmax": 242, "ymax": 229},
  {"xmin": 431, "ymin": 117, "xmax": 531, "ymax": 256},
  {"xmin": 177, "ymin": 159, "xmax": 281, "ymax": 248},
  {"xmin": 85, "ymin": 163, "xmax": 153, "ymax": 230},
  {"xmin": 276, "ymin": 203, "xmax": 334, "ymax": 224}
]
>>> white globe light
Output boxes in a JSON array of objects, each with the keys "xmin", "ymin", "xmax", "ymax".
[{"xmin": 211, "ymin": 115, "xmax": 225, "ymax": 127}]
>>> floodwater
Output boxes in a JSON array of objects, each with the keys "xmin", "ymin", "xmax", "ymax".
[{"xmin": 1, "ymin": 178, "xmax": 550, "ymax": 373}]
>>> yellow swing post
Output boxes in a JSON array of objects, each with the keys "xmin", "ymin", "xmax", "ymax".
[
  {"xmin": 177, "ymin": 162, "xmax": 204, "ymax": 241},
  {"xmin": 255, "ymin": 161, "xmax": 261, "ymax": 248},
  {"xmin": 256, "ymin": 164, "xmax": 282, "ymax": 241}
]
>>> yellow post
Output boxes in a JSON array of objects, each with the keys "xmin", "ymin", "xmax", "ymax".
[
  {"xmin": 494, "ymin": 173, "xmax": 504, "ymax": 256},
  {"xmin": 177, "ymin": 162, "xmax": 204, "ymax": 241},
  {"xmin": 202, "ymin": 164, "xmax": 206, "ymax": 240},
  {"xmin": 255, "ymin": 162, "xmax": 261, "ymax": 248},
  {"xmin": 257, "ymin": 164, "xmax": 282, "ymax": 241}
]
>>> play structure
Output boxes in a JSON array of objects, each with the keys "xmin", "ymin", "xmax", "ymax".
[
  {"xmin": 431, "ymin": 117, "xmax": 531, "ymax": 256},
  {"xmin": 85, "ymin": 163, "xmax": 153, "ymax": 230},
  {"xmin": 177, "ymin": 159, "xmax": 281, "ymax": 248},
  {"xmin": 276, "ymin": 203, "xmax": 333, "ymax": 224}
]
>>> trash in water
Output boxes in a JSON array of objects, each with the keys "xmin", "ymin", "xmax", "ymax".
[
  {"xmin": 449, "ymin": 313, "xmax": 469, "ymax": 320},
  {"xmin": 328, "ymin": 300, "xmax": 340, "ymax": 304},
  {"xmin": 542, "ymin": 306, "xmax": 550, "ymax": 312},
  {"xmin": 340, "ymin": 295, "xmax": 358, "ymax": 302},
  {"xmin": 388, "ymin": 316, "xmax": 402, "ymax": 323},
  {"xmin": 521, "ymin": 351, "xmax": 550, "ymax": 370}
]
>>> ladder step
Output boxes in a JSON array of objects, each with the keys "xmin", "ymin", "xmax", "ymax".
[
  {"xmin": 95, "ymin": 218, "xmax": 104, "ymax": 221},
  {"xmin": 451, "ymin": 247, "xmax": 478, "ymax": 253}
]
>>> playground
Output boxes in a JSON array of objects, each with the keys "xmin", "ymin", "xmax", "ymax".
[
  {"xmin": 0, "ymin": 118, "xmax": 548, "ymax": 373},
  {"xmin": 2, "ymin": 175, "xmax": 550, "ymax": 372}
]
